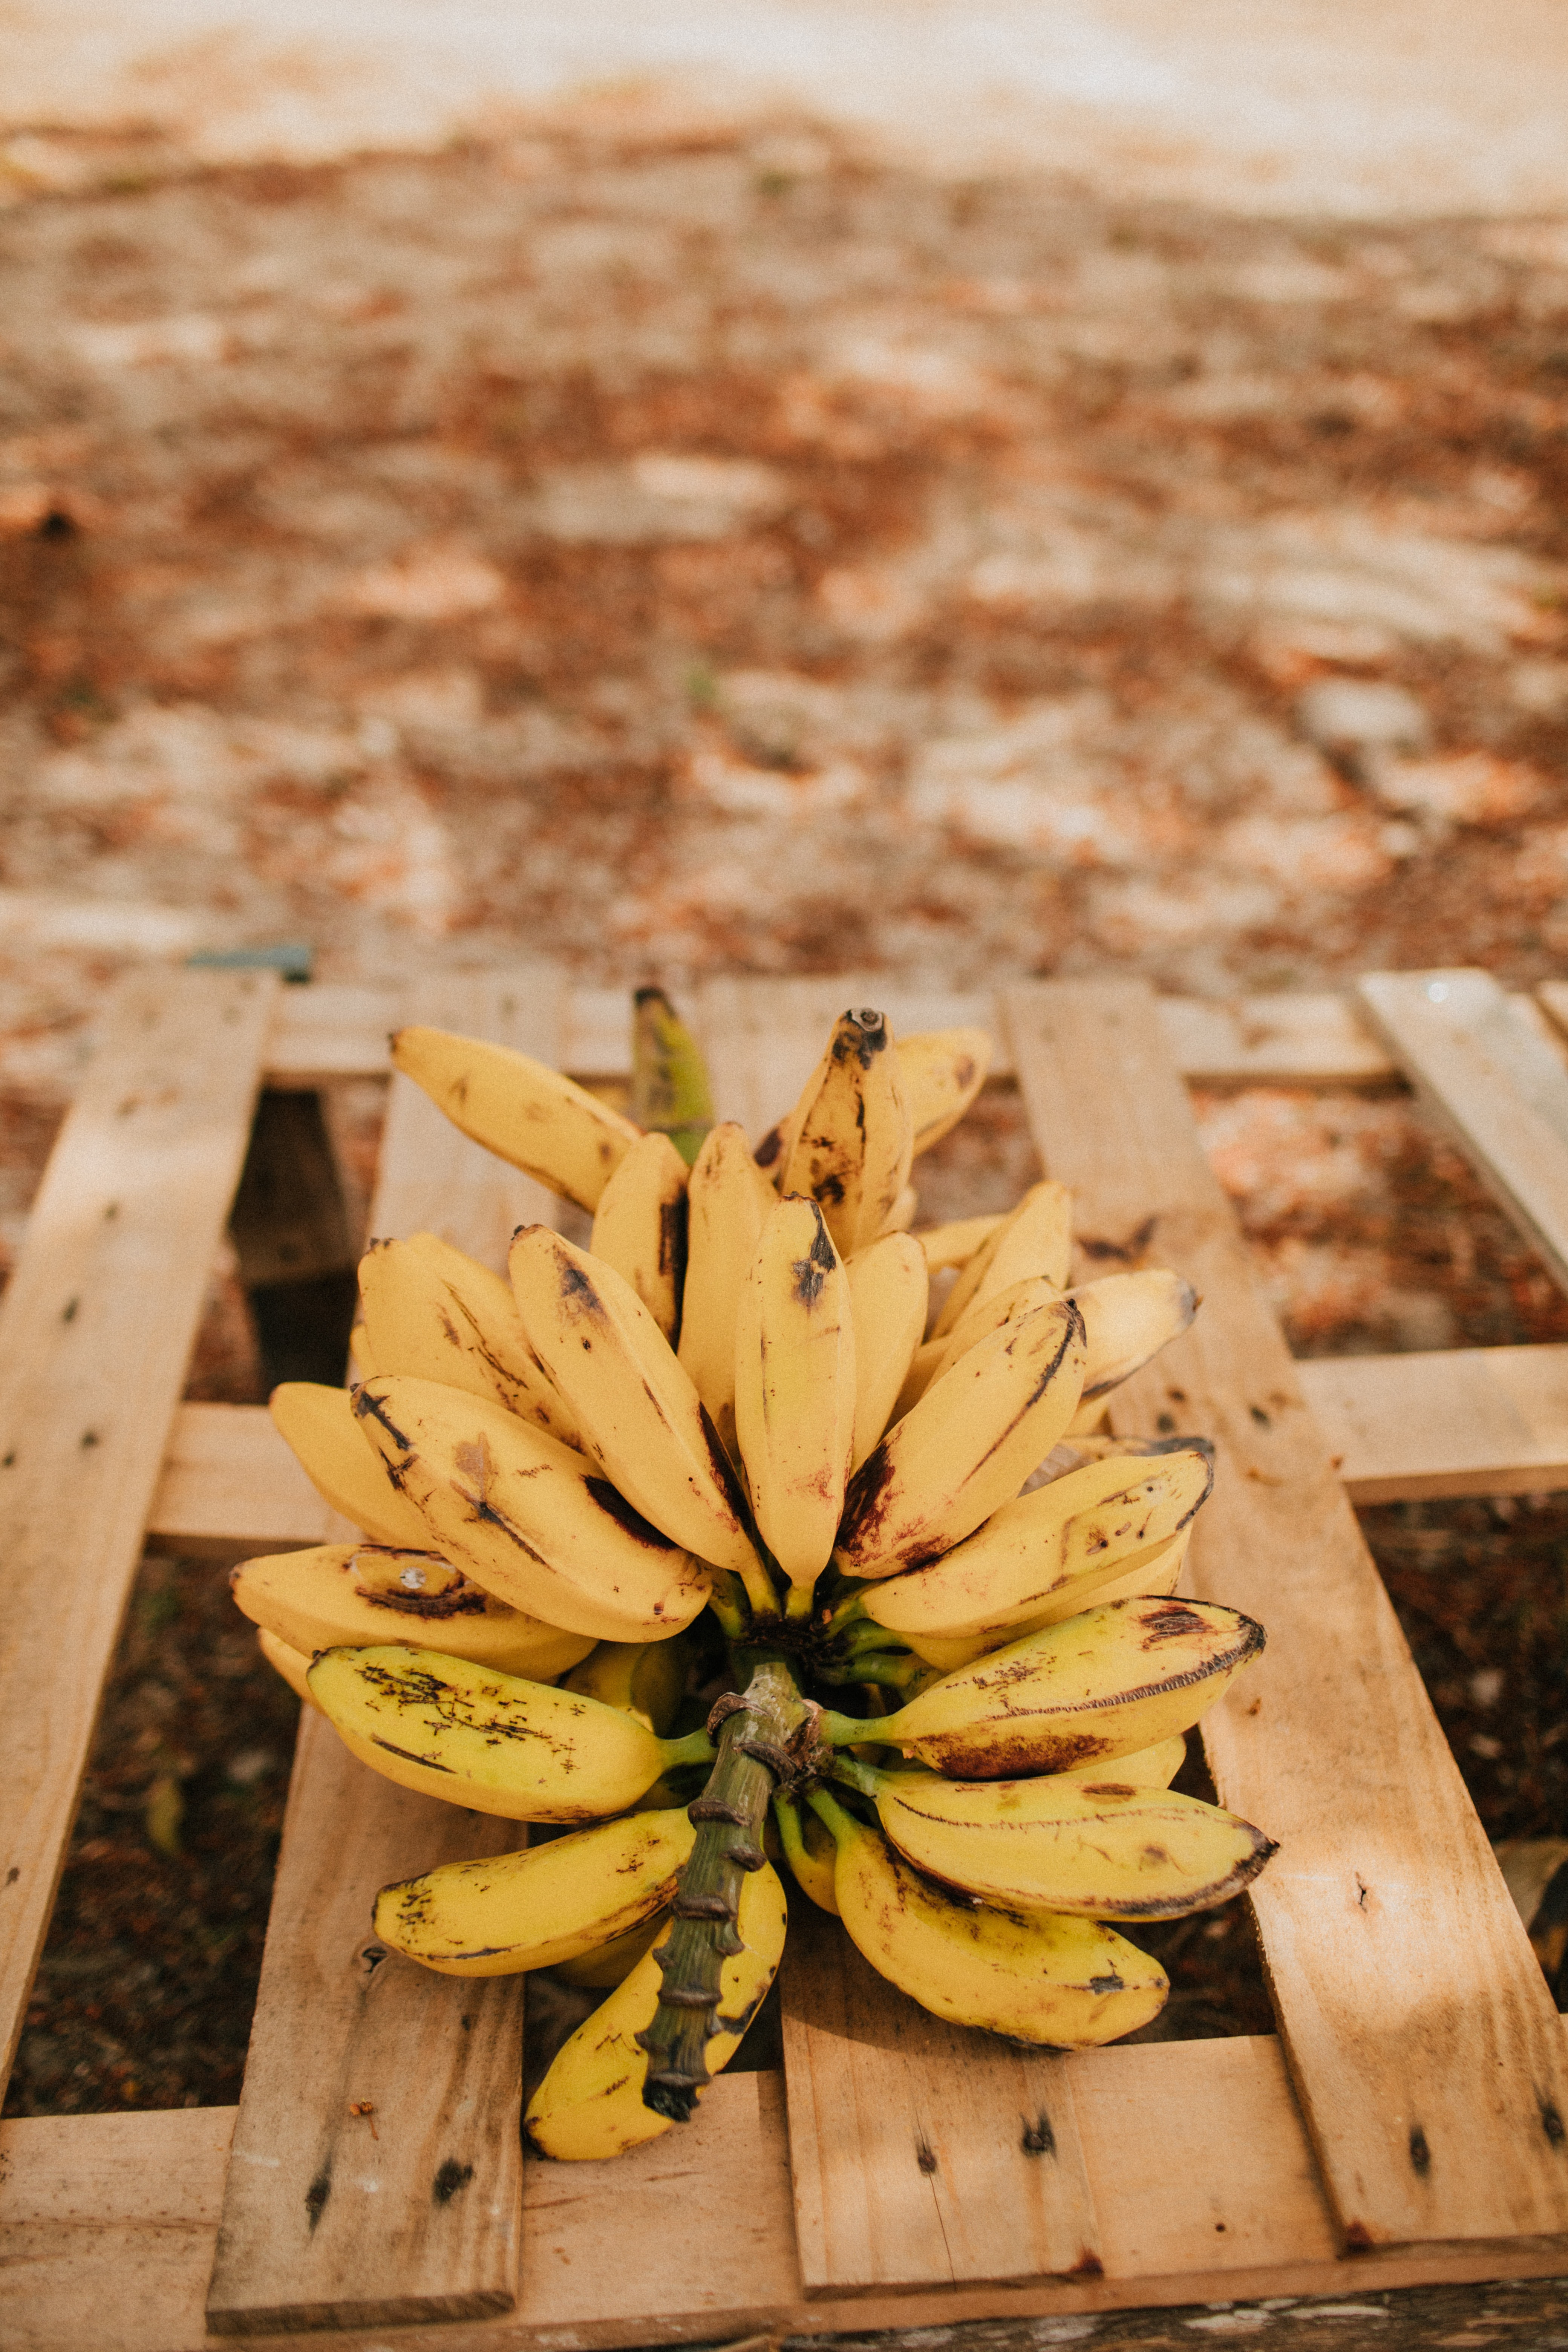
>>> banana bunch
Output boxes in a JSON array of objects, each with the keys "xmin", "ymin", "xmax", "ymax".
[{"xmin": 237, "ymin": 991, "xmax": 1274, "ymax": 2160}]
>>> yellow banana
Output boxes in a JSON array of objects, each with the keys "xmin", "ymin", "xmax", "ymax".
[
  {"xmin": 676, "ymin": 1121, "xmax": 775, "ymax": 1457},
  {"xmin": 390, "ymin": 1025, "xmax": 641, "ymax": 1210},
  {"xmin": 524, "ymin": 1862, "xmax": 788, "ymax": 2160},
  {"xmin": 589, "ymin": 1130, "xmax": 690, "ymax": 1343},
  {"xmin": 833, "ymin": 1293, "xmax": 1087, "ymax": 1579},
  {"xmin": 1059, "ymin": 1731, "xmax": 1187, "ymax": 1787},
  {"xmin": 895, "ymin": 1026, "xmax": 994, "ymax": 1156},
  {"xmin": 933, "ymin": 1180, "xmax": 1072, "ymax": 1337},
  {"xmin": 373, "ymin": 1808, "xmax": 695, "ymax": 1975},
  {"xmin": 900, "ymin": 1273, "xmax": 1064, "ymax": 1416},
  {"xmin": 358, "ymin": 1233, "xmax": 582, "ymax": 1450},
  {"xmin": 773, "ymin": 1795, "xmax": 839, "ymax": 1914},
  {"xmin": 879, "ymin": 1183, "xmax": 919, "ymax": 1235},
  {"xmin": 862, "ymin": 1444, "xmax": 1213, "ymax": 1644},
  {"xmin": 845, "ymin": 1232, "xmax": 928, "ymax": 1471},
  {"xmin": 915, "ymin": 1212, "xmax": 1006, "ymax": 1275},
  {"xmin": 778, "ymin": 1009, "xmax": 914, "ymax": 1259},
  {"xmin": 1071, "ymin": 1268, "xmax": 1198, "ymax": 1399},
  {"xmin": 270, "ymin": 1381, "xmax": 432, "ymax": 1549},
  {"xmin": 308, "ymin": 1645, "xmax": 714, "ymax": 1822},
  {"xmin": 825, "ymin": 1595, "xmax": 1264, "ymax": 1777},
  {"xmin": 354, "ymin": 1375, "xmax": 712, "ymax": 1642},
  {"xmin": 733, "ymin": 1197, "xmax": 856, "ymax": 1603},
  {"xmin": 811, "ymin": 1788, "xmax": 1169, "ymax": 2041},
  {"xmin": 899, "ymin": 1527, "xmax": 1190, "ymax": 1670},
  {"xmin": 508, "ymin": 1227, "xmax": 767, "ymax": 1598},
  {"xmin": 861, "ymin": 1769, "xmax": 1276, "ymax": 1919},
  {"xmin": 553, "ymin": 1912, "xmax": 669, "ymax": 1988},
  {"xmin": 257, "ymin": 1626, "xmax": 316, "ymax": 1706},
  {"xmin": 231, "ymin": 1542, "xmax": 595, "ymax": 1678},
  {"xmin": 564, "ymin": 1635, "xmax": 693, "ymax": 1734}
]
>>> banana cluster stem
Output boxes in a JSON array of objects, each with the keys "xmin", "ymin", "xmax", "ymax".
[{"xmin": 638, "ymin": 1658, "xmax": 808, "ymax": 2120}]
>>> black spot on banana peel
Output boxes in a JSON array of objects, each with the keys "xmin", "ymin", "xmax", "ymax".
[{"xmin": 789, "ymin": 1201, "xmax": 838, "ymax": 1308}]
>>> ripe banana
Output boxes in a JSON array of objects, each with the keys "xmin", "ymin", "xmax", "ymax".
[
  {"xmin": 825, "ymin": 1595, "xmax": 1264, "ymax": 1776},
  {"xmin": 933, "ymin": 1180, "xmax": 1073, "ymax": 1337},
  {"xmin": 563, "ymin": 1635, "xmax": 694, "ymax": 1733},
  {"xmin": 811, "ymin": 1788, "xmax": 1169, "ymax": 2040},
  {"xmin": 308, "ymin": 1645, "xmax": 714, "ymax": 1821},
  {"xmin": 845, "ymin": 1232, "xmax": 928, "ymax": 1471},
  {"xmin": 915, "ymin": 1211, "xmax": 1006, "ymax": 1274},
  {"xmin": 589, "ymin": 1130, "xmax": 690, "ymax": 1343},
  {"xmin": 508, "ymin": 1227, "xmax": 766, "ymax": 1594},
  {"xmin": 231, "ymin": 1542, "xmax": 595, "ymax": 1678},
  {"xmin": 629, "ymin": 985, "xmax": 714, "ymax": 1167},
  {"xmin": 390, "ymin": 1025, "xmax": 641, "ymax": 1210},
  {"xmin": 1072, "ymin": 1268, "xmax": 1198, "ymax": 1399},
  {"xmin": 861, "ymin": 1768, "xmax": 1276, "ymax": 1919},
  {"xmin": 553, "ymin": 1912, "xmax": 669, "ymax": 1988},
  {"xmin": 358, "ymin": 1232, "xmax": 583, "ymax": 1450},
  {"xmin": 895, "ymin": 1026, "xmax": 994, "ymax": 1156},
  {"xmin": 778, "ymin": 1009, "xmax": 914, "ymax": 1259},
  {"xmin": 862, "ymin": 1444, "xmax": 1213, "ymax": 1644},
  {"xmin": 1060, "ymin": 1731, "xmax": 1187, "ymax": 1788},
  {"xmin": 353, "ymin": 1375, "xmax": 712, "ymax": 1642},
  {"xmin": 773, "ymin": 1794, "xmax": 839, "ymax": 1913},
  {"xmin": 899, "ymin": 1525, "xmax": 1190, "ymax": 1669},
  {"xmin": 834, "ymin": 1292, "xmax": 1087, "ymax": 1578},
  {"xmin": 270, "ymin": 1381, "xmax": 432, "ymax": 1549},
  {"xmin": 733, "ymin": 1196, "xmax": 856, "ymax": 1602},
  {"xmin": 373, "ymin": 1808, "xmax": 695, "ymax": 1975},
  {"xmin": 524, "ymin": 1862, "xmax": 788, "ymax": 2160},
  {"xmin": 677, "ymin": 1121, "xmax": 775, "ymax": 1456},
  {"xmin": 900, "ymin": 1273, "xmax": 1064, "ymax": 1416},
  {"xmin": 257, "ymin": 1626, "xmax": 315, "ymax": 1705},
  {"xmin": 879, "ymin": 1183, "xmax": 919, "ymax": 1235}
]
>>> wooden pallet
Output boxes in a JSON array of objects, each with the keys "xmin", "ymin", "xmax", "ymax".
[{"xmin": 6, "ymin": 965, "xmax": 1568, "ymax": 2352}]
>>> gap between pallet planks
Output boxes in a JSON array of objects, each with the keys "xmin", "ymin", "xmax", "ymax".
[
  {"xmin": 7, "ymin": 967, "xmax": 1568, "ymax": 2352},
  {"xmin": 205, "ymin": 973, "xmax": 568, "ymax": 2336}
]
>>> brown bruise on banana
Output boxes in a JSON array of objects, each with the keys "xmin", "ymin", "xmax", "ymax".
[
  {"xmin": 348, "ymin": 1548, "xmax": 498, "ymax": 1621},
  {"xmin": 838, "ymin": 1300, "xmax": 1085, "ymax": 1573}
]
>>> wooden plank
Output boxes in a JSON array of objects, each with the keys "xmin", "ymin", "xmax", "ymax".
[
  {"xmin": 779, "ymin": 1902, "xmax": 1100, "ymax": 2294},
  {"xmin": 0, "ymin": 968, "xmax": 277, "ymax": 2103},
  {"xmin": 1358, "ymin": 968, "xmax": 1568, "ymax": 1296},
  {"xmin": 206, "ymin": 971, "xmax": 566, "ymax": 2336},
  {"xmin": 1298, "ymin": 1344, "xmax": 1568, "ymax": 1502},
  {"xmin": 1003, "ymin": 978, "xmax": 1568, "ymax": 2253},
  {"xmin": 147, "ymin": 1402, "xmax": 338, "ymax": 1559},
  {"xmin": 11, "ymin": 2039, "xmax": 1568, "ymax": 2352},
  {"xmin": 696, "ymin": 982, "xmax": 1104, "ymax": 2294},
  {"xmin": 1156, "ymin": 991, "xmax": 1394, "ymax": 1085}
]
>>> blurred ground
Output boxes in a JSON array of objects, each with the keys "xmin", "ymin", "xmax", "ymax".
[{"xmin": 3, "ymin": 21, "xmax": 1568, "ymax": 2291}]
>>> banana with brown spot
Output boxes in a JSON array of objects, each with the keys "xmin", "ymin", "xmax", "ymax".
[{"xmin": 390, "ymin": 1025, "xmax": 641, "ymax": 1210}]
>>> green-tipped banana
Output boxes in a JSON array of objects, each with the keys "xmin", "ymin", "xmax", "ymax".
[
  {"xmin": 524, "ymin": 1862, "xmax": 787, "ymax": 2161},
  {"xmin": 630, "ymin": 986, "xmax": 714, "ymax": 1166},
  {"xmin": 373, "ymin": 1808, "xmax": 696, "ymax": 1975},
  {"xmin": 808, "ymin": 1788, "xmax": 1169, "ymax": 2039},
  {"xmin": 862, "ymin": 1445, "xmax": 1213, "ymax": 1645},
  {"xmin": 821, "ymin": 1596, "xmax": 1264, "ymax": 1777},
  {"xmin": 845, "ymin": 1768, "xmax": 1275, "ymax": 1920},
  {"xmin": 308, "ymin": 1646, "xmax": 714, "ymax": 1822}
]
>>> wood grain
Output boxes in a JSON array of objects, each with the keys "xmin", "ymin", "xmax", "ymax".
[
  {"xmin": 206, "ymin": 972, "xmax": 566, "ymax": 2334},
  {"xmin": 1358, "ymin": 968, "xmax": 1568, "ymax": 1294},
  {"xmin": 11, "ymin": 2040, "xmax": 1568, "ymax": 2352},
  {"xmin": 1003, "ymin": 978, "xmax": 1568, "ymax": 2252},
  {"xmin": 1298, "ymin": 1343, "xmax": 1568, "ymax": 1501},
  {"xmin": 0, "ymin": 968, "xmax": 277, "ymax": 2103},
  {"xmin": 779, "ymin": 1901, "xmax": 1100, "ymax": 2294},
  {"xmin": 146, "ymin": 1401, "xmax": 340, "ymax": 1559}
]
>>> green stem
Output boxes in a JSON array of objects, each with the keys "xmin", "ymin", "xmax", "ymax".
[
  {"xmin": 817, "ymin": 1702, "xmax": 911, "ymax": 1746},
  {"xmin": 658, "ymin": 1727, "xmax": 720, "ymax": 1771},
  {"xmin": 805, "ymin": 1782, "xmax": 860, "ymax": 1841},
  {"xmin": 826, "ymin": 1752, "xmax": 886, "ymax": 1799},
  {"xmin": 704, "ymin": 1570, "xmax": 749, "ymax": 1640},
  {"xmin": 638, "ymin": 1659, "xmax": 811, "ymax": 2120}
]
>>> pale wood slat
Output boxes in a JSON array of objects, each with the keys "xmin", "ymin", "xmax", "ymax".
[
  {"xmin": 1004, "ymin": 978, "xmax": 1568, "ymax": 2252},
  {"xmin": 780, "ymin": 1903, "xmax": 1099, "ymax": 2294},
  {"xmin": 1156, "ymin": 990, "xmax": 1395, "ymax": 1084},
  {"xmin": 1358, "ymin": 968, "xmax": 1568, "ymax": 1296},
  {"xmin": 206, "ymin": 971, "xmax": 567, "ymax": 2336},
  {"xmin": 147, "ymin": 1401, "xmax": 338, "ymax": 1558},
  {"xmin": 1298, "ymin": 1343, "xmax": 1568, "ymax": 1502},
  {"xmin": 0, "ymin": 969, "xmax": 278, "ymax": 2104},
  {"xmin": 695, "ymin": 980, "xmax": 1104, "ymax": 2294},
  {"xmin": 12, "ymin": 2040, "xmax": 1568, "ymax": 2352}
]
